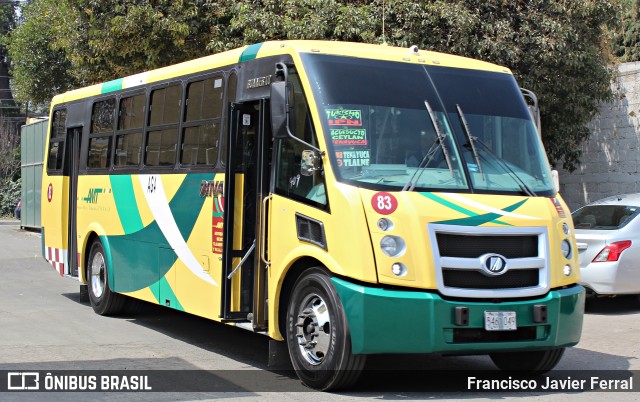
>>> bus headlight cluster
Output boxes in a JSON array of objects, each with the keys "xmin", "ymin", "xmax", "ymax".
[
  {"xmin": 380, "ymin": 235, "xmax": 406, "ymax": 257},
  {"xmin": 561, "ymin": 239, "xmax": 572, "ymax": 258}
]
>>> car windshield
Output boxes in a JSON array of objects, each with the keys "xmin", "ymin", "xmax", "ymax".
[
  {"xmin": 572, "ymin": 205, "xmax": 639, "ymax": 230},
  {"xmin": 301, "ymin": 54, "xmax": 555, "ymax": 195}
]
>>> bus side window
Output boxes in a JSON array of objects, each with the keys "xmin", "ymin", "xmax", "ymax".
[
  {"xmin": 146, "ymin": 85, "xmax": 181, "ymax": 167},
  {"xmin": 115, "ymin": 93, "xmax": 145, "ymax": 167},
  {"xmin": 181, "ymin": 76, "xmax": 223, "ymax": 166},
  {"xmin": 274, "ymin": 70, "xmax": 327, "ymax": 208},
  {"xmin": 88, "ymin": 99, "xmax": 115, "ymax": 169},
  {"xmin": 47, "ymin": 109, "xmax": 67, "ymax": 173}
]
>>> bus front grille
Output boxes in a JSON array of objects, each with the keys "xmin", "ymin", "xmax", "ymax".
[{"xmin": 429, "ymin": 224, "xmax": 550, "ymax": 299}]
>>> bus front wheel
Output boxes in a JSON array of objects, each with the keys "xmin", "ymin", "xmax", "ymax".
[
  {"xmin": 87, "ymin": 240, "xmax": 125, "ymax": 315},
  {"xmin": 489, "ymin": 348, "xmax": 565, "ymax": 373},
  {"xmin": 286, "ymin": 268, "xmax": 366, "ymax": 390}
]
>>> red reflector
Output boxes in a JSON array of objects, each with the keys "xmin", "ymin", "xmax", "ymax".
[
  {"xmin": 592, "ymin": 240, "xmax": 632, "ymax": 262},
  {"xmin": 550, "ymin": 197, "xmax": 566, "ymax": 218}
]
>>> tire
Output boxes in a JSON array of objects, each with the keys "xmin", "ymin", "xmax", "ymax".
[
  {"xmin": 490, "ymin": 348, "xmax": 565, "ymax": 374},
  {"xmin": 286, "ymin": 268, "xmax": 366, "ymax": 391},
  {"xmin": 87, "ymin": 240, "xmax": 125, "ymax": 315}
]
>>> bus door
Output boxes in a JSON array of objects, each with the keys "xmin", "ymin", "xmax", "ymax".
[
  {"xmin": 64, "ymin": 127, "xmax": 82, "ymax": 277},
  {"xmin": 221, "ymin": 100, "xmax": 271, "ymax": 329}
]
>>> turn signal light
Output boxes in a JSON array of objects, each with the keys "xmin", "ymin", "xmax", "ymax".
[{"xmin": 592, "ymin": 240, "xmax": 632, "ymax": 262}]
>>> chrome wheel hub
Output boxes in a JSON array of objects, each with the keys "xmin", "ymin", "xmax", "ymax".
[
  {"xmin": 90, "ymin": 252, "xmax": 105, "ymax": 299},
  {"xmin": 295, "ymin": 293, "xmax": 331, "ymax": 365}
]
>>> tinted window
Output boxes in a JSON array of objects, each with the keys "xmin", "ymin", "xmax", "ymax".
[
  {"xmin": 114, "ymin": 133, "xmax": 142, "ymax": 166},
  {"xmin": 88, "ymin": 137, "xmax": 111, "ymax": 169},
  {"xmin": 146, "ymin": 129, "xmax": 178, "ymax": 166},
  {"xmin": 186, "ymin": 77, "xmax": 223, "ymax": 121},
  {"xmin": 47, "ymin": 109, "xmax": 67, "ymax": 172},
  {"xmin": 118, "ymin": 94, "xmax": 145, "ymax": 130},
  {"xmin": 181, "ymin": 124, "xmax": 218, "ymax": 166},
  {"xmin": 91, "ymin": 99, "xmax": 115, "ymax": 133},
  {"xmin": 572, "ymin": 205, "xmax": 638, "ymax": 230},
  {"xmin": 150, "ymin": 85, "xmax": 181, "ymax": 126}
]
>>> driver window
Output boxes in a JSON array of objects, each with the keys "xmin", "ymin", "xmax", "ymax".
[{"xmin": 274, "ymin": 69, "xmax": 327, "ymax": 208}]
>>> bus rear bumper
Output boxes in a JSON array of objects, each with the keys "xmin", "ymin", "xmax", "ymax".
[{"xmin": 331, "ymin": 277, "xmax": 584, "ymax": 355}]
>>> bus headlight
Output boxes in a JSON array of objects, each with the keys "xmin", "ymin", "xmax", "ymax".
[
  {"xmin": 561, "ymin": 239, "xmax": 572, "ymax": 258},
  {"xmin": 377, "ymin": 218, "xmax": 393, "ymax": 231},
  {"xmin": 391, "ymin": 263, "xmax": 407, "ymax": 276},
  {"xmin": 380, "ymin": 236, "xmax": 406, "ymax": 257}
]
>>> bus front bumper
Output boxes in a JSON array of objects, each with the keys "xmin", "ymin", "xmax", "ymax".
[{"xmin": 332, "ymin": 277, "xmax": 584, "ymax": 355}]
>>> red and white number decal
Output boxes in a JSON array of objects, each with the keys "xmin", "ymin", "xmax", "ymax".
[
  {"xmin": 372, "ymin": 192, "xmax": 398, "ymax": 215},
  {"xmin": 47, "ymin": 183, "xmax": 53, "ymax": 203}
]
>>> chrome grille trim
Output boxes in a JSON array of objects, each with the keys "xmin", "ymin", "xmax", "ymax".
[{"xmin": 429, "ymin": 224, "xmax": 550, "ymax": 298}]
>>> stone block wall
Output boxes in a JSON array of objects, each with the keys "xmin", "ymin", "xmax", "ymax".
[{"xmin": 558, "ymin": 61, "xmax": 640, "ymax": 211}]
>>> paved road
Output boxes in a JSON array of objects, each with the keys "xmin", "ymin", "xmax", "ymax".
[{"xmin": 0, "ymin": 224, "xmax": 638, "ymax": 400}]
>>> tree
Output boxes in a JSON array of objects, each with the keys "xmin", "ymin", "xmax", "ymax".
[
  {"xmin": 613, "ymin": 0, "xmax": 640, "ymax": 61},
  {"xmin": 6, "ymin": 0, "xmax": 622, "ymax": 171}
]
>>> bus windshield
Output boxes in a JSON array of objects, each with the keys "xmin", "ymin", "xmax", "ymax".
[{"xmin": 302, "ymin": 54, "xmax": 555, "ymax": 196}]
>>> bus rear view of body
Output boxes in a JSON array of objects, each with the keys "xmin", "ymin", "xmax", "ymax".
[{"xmin": 41, "ymin": 40, "xmax": 584, "ymax": 391}]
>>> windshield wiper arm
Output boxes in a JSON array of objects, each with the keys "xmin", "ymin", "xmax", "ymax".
[
  {"xmin": 424, "ymin": 101, "xmax": 454, "ymax": 178},
  {"xmin": 456, "ymin": 104, "xmax": 484, "ymax": 181},
  {"xmin": 402, "ymin": 101, "xmax": 455, "ymax": 191},
  {"xmin": 402, "ymin": 135, "xmax": 442, "ymax": 191},
  {"xmin": 473, "ymin": 137, "xmax": 537, "ymax": 197}
]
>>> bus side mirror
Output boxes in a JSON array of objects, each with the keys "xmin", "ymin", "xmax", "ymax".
[{"xmin": 270, "ymin": 81, "xmax": 289, "ymax": 139}]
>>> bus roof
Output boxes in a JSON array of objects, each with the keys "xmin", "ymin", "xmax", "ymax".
[{"xmin": 51, "ymin": 40, "xmax": 512, "ymax": 104}]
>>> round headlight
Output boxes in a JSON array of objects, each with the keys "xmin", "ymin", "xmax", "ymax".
[
  {"xmin": 377, "ymin": 218, "xmax": 393, "ymax": 231},
  {"xmin": 561, "ymin": 239, "xmax": 572, "ymax": 258},
  {"xmin": 380, "ymin": 236, "xmax": 406, "ymax": 257},
  {"xmin": 563, "ymin": 264, "xmax": 572, "ymax": 276}
]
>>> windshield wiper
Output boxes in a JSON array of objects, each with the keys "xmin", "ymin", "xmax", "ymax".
[
  {"xmin": 456, "ymin": 104, "xmax": 484, "ymax": 181},
  {"xmin": 402, "ymin": 101, "xmax": 454, "ymax": 191},
  {"xmin": 472, "ymin": 137, "xmax": 537, "ymax": 197}
]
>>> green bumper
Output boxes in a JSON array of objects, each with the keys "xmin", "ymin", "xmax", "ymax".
[{"xmin": 332, "ymin": 277, "xmax": 585, "ymax": 355}]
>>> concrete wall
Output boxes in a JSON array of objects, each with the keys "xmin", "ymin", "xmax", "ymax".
[{"xmin": 558, "ymin": 61, "xmax": 640, "ymax": 212}]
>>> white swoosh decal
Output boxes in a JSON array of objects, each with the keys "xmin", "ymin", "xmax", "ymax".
[
  {"xmin": 138, "ymin": 175, "xmax": 218, "ymax": 286},
  {"xmin": 445, "ymin": 193, "xmax": 540, "ymax": 220}
]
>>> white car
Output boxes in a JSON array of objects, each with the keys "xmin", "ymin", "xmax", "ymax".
[{"xmin": 572, "ymin": 194, "xmax": 640, "ymax": 298}]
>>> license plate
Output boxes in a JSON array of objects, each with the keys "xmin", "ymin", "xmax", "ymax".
[{"xmin": 484, "ymin": 311, "xmax": 517, "ymax": 331}]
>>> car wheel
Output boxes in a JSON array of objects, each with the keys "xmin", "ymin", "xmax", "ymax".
[
  {"xmin": 87, "ymin": 240, "xmax": 125, "ymax": 315},
  {"xmin": 490, "ymin": 348, "xmax": 565, "ymax": 373},
  {"xmin": 286, "ymin": 268, "xmax": 366, "ymax": 390}
]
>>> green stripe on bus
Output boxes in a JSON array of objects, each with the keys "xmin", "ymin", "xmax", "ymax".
[
  {"xmin": 150, "ymin": 276, "xmax": 184, "ymax": 311},
  {"xmin": 101, "ymin": 78, "xmax": 124, "ymax": 94},
  {"xmin": 421, "ymin": 192, "xmax": 477, "ymax": 216},
  {"xmin": 239, "ymin": 43, "xmax": 263, "ymax": 62},
  {"xmin": 110, "ymin": 175, "xmax": 144, "ymax": 234}
]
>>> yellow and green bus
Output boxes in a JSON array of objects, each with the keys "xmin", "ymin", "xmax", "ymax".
[{"xmin": 41, "ymin": 40, "xmax": 584, "ymax": 390}]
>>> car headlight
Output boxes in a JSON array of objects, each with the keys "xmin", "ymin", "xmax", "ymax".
[{"xmin": 380, "ymin": 236, "xmax": 406, "ymax": 257}]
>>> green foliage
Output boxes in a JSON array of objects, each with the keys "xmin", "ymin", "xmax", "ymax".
[
  {"xmin": 6, "ymin": 0, "xmax": 623, "ymax": 171},
  {"xmin": 0, "ymin": 178, "xmax": 20, "ymax": 218},
  {"xmin": 613, "ymin": 0, "xmax": 640, "ymax": 61}
]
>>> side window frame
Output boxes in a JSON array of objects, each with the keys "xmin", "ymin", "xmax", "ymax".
[
  {"xmin": 46, "ymin": 108, "xmax": 67, "ymax": 175},
  {"xmin": 87, "ymin": 97, "xmax": 116, "ymax": 171}
]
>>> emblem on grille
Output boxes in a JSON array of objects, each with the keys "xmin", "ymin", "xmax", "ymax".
[{"xmin": 480, "ymin": 253, "xmax": 508, "ymax": 276}]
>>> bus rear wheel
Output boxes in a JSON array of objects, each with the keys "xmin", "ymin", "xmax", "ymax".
[
  {"xmin": 87, "ymin": 240, "xmax": 125, "ymax": 315},
  {"xmin": 285, "ymin": 268, "xmax": 365, "ymax": 391},
  {"xmin": 489, "ymin": 348, "xmax": 565, "ymax": 373}
]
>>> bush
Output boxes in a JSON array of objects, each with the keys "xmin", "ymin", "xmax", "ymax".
[{"xmin": 0, "ymin": 178, "xmax": 21, "ymax": 218}]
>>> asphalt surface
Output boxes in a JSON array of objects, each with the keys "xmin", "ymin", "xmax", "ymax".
[{"xmin": 0, "ymin": 223, "xmax": 638, "ymax": 400}]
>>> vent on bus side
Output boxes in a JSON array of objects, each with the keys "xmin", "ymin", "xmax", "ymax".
[{"xmin": 296, "ymin": 213, "xmax": 327, "ymax": 250}]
